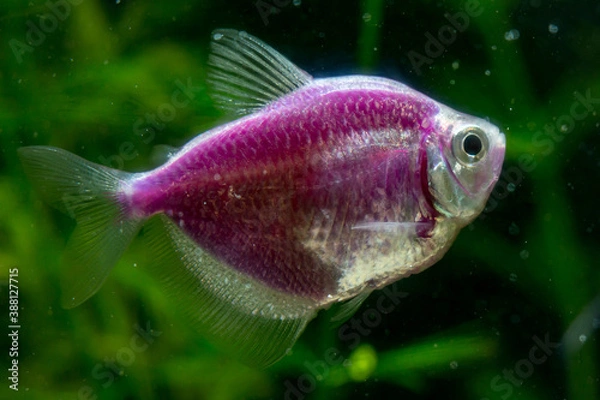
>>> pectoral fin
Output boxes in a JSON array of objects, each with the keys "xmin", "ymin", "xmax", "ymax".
[
  {"xmin": 352, "ymin": 221, "xmax": 434, "ymax": 237},
  {"xmin": 330, "ymin": 290, "xmax": 372, "ymax": 325}
]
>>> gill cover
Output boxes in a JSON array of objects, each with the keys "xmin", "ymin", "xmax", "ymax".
[{"xmin": 427, "ymin": 110, "xmax": 505, "ymax": 222}]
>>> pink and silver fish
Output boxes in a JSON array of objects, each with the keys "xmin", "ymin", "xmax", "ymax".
[{"xmin": 19, "ymin": 29, "xmax": 505, "ymax": 367}]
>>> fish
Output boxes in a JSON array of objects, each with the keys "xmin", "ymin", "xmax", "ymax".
[{"xmin": 18, "ymin": 29, "xmax": 506, "ymax": 367}]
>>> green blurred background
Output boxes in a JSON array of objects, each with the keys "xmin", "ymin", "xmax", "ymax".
[{"xmin": 1, "ymin": 0, "xmax": 599, "ymax": 399}]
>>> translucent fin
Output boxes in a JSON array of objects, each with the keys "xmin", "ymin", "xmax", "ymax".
[
  {"xmin": 18, "ymin": 146, "xmax": 143, "ymax": 308},
  {"xmin": 144, "ymin": 215, "xmax": 318, "ymax": 368},
  {"xmin": 351, "ymin": 221, "xmax": 432, "ymax": 234},
  {"xmin": 150, "ymin": 144, "xmax": 180, "ymax": 166},
  {"xmin": 207, "ymin": 29, "xmax": 312, "ymax": 115},
  {"xmin": 562, "ymin": 294, "xmax": 600, "ymax": 356},
  {"xmin": 330, "ymin": 290, "xmax": 372, "ymax": 325}
]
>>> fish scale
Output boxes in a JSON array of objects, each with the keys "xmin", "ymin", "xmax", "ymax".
[
  {"xmin": 127, "ymin": 90, "xmax": 435, "ymax": 297},
  {"xmin": 18, "ymin": 29, "xmax": 505, "ymax": 367}
]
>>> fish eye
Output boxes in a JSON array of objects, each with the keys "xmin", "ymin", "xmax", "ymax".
[
  {"xmin": 452, "ymin": 127, "xmax": 488, "ymax": 165},
  {"xmin": 463, "ymin": 134, "xmax": 482, "ymax": 156}
]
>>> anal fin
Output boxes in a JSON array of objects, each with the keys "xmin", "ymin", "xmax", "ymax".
[{"xmin": 144, "ymin": 215, "xmax": 317, "ymax": 368}]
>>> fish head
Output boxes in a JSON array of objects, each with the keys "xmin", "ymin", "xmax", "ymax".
[{"xmin": 426, "ymin": 107, "xmax": 506, "ymax": 224}]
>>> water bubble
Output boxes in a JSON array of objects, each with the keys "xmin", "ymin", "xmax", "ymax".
[
  {"xmin": 520, "ymin": 250, "xmax": 530, "ymax": 260},
  {"xmin": 509, "ymin": 273, "xmax": 518, "ymax": 282},
  {"xmin": 484, "ymin": 69, "xmax": 491, "ymax": 76},
  {"xmin": 507, "ymin": 182, "xmax": 516, "ymax": 192},
  {"xmin": 491, "ymin": 45, "xmax": 498, "ymax": 50},
  {"xmin": 450, "ymin": 361, "xmax": 458, "ymax": 369},
  {"xmin": 548, "ymin": 24, "xmax": 559, "ymax": 34},
  {"xmin": 213, "ymin": 32, "xmax": 223, "ymax": 41},
  {"xmin": 293, "ymin": 0, "xmax": 301, "ymax": 6},
  {"xmin": 508, "ymin": 222, "xmax": 520, "ymax": 235},
  {"xmin": 504, "ymin": 29, "xmax": 520, "ymax": 41},
  {"xmin": 362, "ymin": 13, "xmax": 372, "ymax": 23},
  {"xmin": 579, "ymin": 334, "xmax": 587, "ymax": 344},
  {"xmin": 450, "ymin": 79, "xmax": 456, "ymax": 85},
  {"xmin": 452, "ymin": 61, "xmax": 460, "ymax": 70}
]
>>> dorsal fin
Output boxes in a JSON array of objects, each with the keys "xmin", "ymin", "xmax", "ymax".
[{"xmin": 207, "ymin": 29, "xmax": 312, "ymax": 115}]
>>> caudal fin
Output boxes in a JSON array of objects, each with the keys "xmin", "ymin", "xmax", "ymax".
[{"xmin": 18, "ymin": 146, "xmax": 143, "ymax": 308}]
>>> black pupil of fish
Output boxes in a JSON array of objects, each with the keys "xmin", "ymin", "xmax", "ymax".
[{"xmin": 463, "ymin": 134, "xmax": 483, "ymax": 156}]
